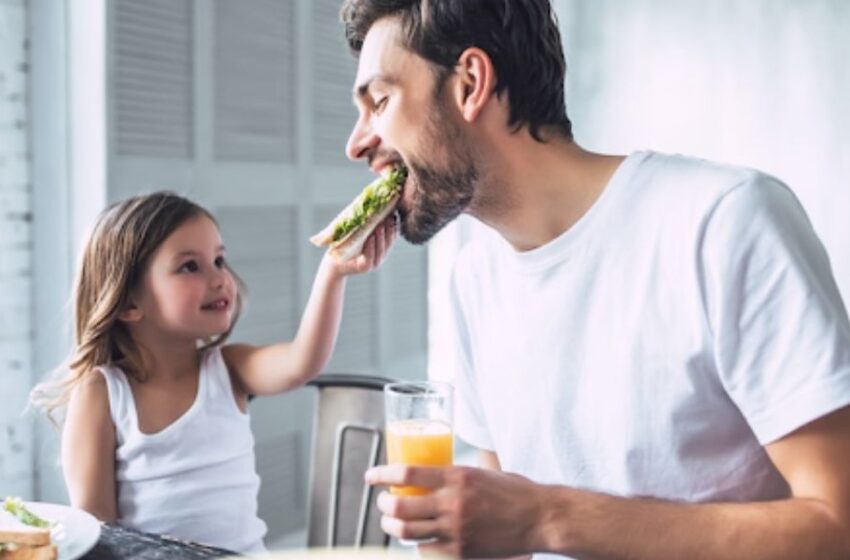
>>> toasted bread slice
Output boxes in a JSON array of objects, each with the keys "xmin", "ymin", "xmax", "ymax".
[
  {"xmin": 0, "ymin": 543, "xmax": 58, "ymax": 560},
  {"xmin": 0, "ymin": 524, "xmax": 50, "ymax": 548}
]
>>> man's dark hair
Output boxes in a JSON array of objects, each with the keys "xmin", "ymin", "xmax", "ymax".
[{"xmin": 341, "ymin": 0, "xmax": 573, "ymax": 142}]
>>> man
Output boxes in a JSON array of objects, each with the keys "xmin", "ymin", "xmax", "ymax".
[{"xmin": 340, "ymin": 1, "xmax": 850, "ymax": 558}]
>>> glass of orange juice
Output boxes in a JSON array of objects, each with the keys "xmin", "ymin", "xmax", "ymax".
[{"xmin": 384, "ymin": 382, "xmax": 453, "ymax": 544}]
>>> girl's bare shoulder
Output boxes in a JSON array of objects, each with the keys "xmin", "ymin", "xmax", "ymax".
[{"xmin": 66, "ymin": 369, "xmax": 111, "ymax": 416}]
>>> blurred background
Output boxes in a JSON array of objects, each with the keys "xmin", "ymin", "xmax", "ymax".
[{"xmin": 1, "ymin": 0, "xmax": 848, "ymax": 549}]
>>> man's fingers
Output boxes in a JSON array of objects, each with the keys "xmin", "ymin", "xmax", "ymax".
[
  {"xmin": 376, "ymin": 490, "xmax": 439, "ymax": 519},
  {"xmin": 366, "ymin": 464, "xmax": 446, "ymax": 489},
  {"xmin": 380, "ymin": 515, "xmax": 442, "ymax": 542}
]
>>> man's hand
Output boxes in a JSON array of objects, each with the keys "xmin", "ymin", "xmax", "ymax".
[{"xmin": 365, "ymin": 464, "xmax": 546, "ymax": 558}]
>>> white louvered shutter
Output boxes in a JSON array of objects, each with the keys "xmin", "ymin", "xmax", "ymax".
[
  {"xmin": 214, "ymin": 0, "xmax": 297, "ymax": 162},
  {"xmin": 113, "ymin": 0, "xmax": 194, "ymax": 159},
  {"xmin": 311, "ymin": 0, "xmax": 356, "ymax": 166}
]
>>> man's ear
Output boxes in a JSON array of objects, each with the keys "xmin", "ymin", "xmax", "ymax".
[
  {"xmin": 118, "ymin": 300, "xmax": 143, "ymax": 323},
  {"xmin": 451, "ymin": 47, "xmax": 495, "ymax": 123}
]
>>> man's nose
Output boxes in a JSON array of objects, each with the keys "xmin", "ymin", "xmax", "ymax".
[{"xmin": 346, "ymin": 115, "xmax": 380, "ymax": 162}]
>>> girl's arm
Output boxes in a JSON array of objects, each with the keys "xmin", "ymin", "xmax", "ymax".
[
  {"xmin": 223, "ymin": 218, "xmax": 396, "ymax": 396},
  {"xmin": 62, "ymin": 373, "xmax": 117, "ymax": 522}
]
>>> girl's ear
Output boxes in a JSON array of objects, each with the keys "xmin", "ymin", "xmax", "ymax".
[
  {"xmin": 451, "ymin": 47, "xmax": 496, "ymax": 123},
  {"xmin": 118, "ymin": 300, "xmax": 143, "ymax": 323}
]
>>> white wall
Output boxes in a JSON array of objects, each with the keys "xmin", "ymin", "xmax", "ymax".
[
  {"xmin": 0, "ymin": 0, "xmax": 33, "ymax": 498},
  {"xmin": 30, "ymin": 0, "xmax": 73, "ymax": 503},
  {"xmin": 557, "ymin": 0, "xmax": 850, "ymax": 301}
]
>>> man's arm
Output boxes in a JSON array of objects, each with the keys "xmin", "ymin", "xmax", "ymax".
[
  {"xmin": 539, "ymin": 404, "xmax": 850, "ymax": 559},
  {"xmin": 478, "ymin": 450, "xmax": 532, "ymax": 560},
  {"xmin": 368, "ymin": 405, "xmax": 850, "ymax": 559}
]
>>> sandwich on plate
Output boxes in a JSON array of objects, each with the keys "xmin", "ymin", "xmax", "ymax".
[
  {"xmin": 310, "ymin": 164, "xmax": 407, "ymax": 262},
  {"xmin": 0, "ymin": 499, "xmax": 56, "ymax": 560}
]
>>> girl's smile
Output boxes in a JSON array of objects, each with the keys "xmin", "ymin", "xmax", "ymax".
[{"xmin": 201, "ymin": 298, "xmax": 231, "ymax": 312}]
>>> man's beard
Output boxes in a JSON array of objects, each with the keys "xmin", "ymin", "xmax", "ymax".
[{"xmin": 398, "ymin": 102, "xmax": 478, "ymax": 245}]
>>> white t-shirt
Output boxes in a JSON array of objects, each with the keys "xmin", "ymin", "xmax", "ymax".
[
  {"xmin": 99, "ymin": 347, "xmax": 267, "ymax": 554},
  {"xmin": 448, "ymin": 151, "xmax": 850, "ymax": 557}
]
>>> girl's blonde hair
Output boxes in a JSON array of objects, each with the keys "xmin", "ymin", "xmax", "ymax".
[{"xmin": 32, "ymin": 192, "xmax": 245, "ymax": 422}]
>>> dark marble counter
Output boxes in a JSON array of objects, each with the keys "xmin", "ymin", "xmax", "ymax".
[{"xmin": 81, "ymin": 524, "xmax": 236, "ymax": 559}]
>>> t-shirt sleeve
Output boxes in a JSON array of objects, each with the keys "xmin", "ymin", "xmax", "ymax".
[
  {"xmin": 446, "ymin": 258, "xmax": 494, "ymax": 451},
  {"xmin": 702, "ymin": 174, "xmax": 850, "ymax": 444}
]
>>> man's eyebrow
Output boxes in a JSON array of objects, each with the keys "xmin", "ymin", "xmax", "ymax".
[{"xmin": 353, "ymin": 74, "xmax": 397, "ymax": 102}]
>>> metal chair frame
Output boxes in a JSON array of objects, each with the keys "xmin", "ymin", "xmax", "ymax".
[{"xmin": 306, "ymin": 374, "xmax": 394, "ymax": 548}]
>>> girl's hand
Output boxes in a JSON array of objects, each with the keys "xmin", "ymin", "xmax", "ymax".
[{"xmin": 327, "ymin": 214, "xmax": 398, "ymax": 276}]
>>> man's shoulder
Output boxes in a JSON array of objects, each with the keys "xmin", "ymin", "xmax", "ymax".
[
  {"xmin": 642, "ymin": 151, "xmax": 770, "ymax": 192},
  {"xmin": 633, "ymin": 151, "xmax": 791, "ymax": 217}
]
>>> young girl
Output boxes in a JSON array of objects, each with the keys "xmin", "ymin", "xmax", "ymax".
[{"xmin": 32, "ymin": 192, "xmax": 396, "ymax": 553}]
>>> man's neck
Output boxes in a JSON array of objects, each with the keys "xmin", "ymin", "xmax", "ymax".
[{"xmin": 471, "ymin": 135, "xmax": 625, "ymax": 252}]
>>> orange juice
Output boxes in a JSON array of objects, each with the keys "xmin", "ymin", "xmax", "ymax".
[{"xmin": 386, "ymin": 419, "xmax": 453, "ymax": 496}]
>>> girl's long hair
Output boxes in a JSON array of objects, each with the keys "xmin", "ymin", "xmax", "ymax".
[{"xmin": 31, "ymin": 192, "xmax": 245, "ymax": 423}]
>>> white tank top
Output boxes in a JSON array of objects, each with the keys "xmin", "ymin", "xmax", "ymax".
[{"xmin": 98, "ymin": 347, "xmax": 267, "ymax": 554}]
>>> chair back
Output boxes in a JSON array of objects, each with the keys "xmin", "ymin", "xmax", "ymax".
[{"xmin": 306, "ymin": 374, "xmax": 394, "ymax": 548}]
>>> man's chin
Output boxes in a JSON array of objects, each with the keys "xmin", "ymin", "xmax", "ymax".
[
  {"xmin": 399, "ymin": 218, "xmax": 433, "ymax": 245},
  {"xmin": 399, "ymin": 213, "xmax": 451, "ymax": 245}
]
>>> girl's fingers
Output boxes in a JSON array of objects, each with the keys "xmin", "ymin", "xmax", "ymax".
[
  {"xmin": 386, "ymin": 215, "xmax": 397, "ymax": 246},
  {"xmin": 362, "ymin": 234, "xmax": 377, "ymax": 268},
  {"xmin": 339, "ymin": 217, "xmax": 397, "ymax": 275},
  {"xmin": 379, "ymin": 216, "xmax": 397, "ymax": 263},
  {"xmin": 375, "ymin": 223, "xmax": 387, "ymax": 264}
]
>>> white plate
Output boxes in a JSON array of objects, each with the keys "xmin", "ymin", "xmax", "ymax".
[{"xmin": 23, "ymin": 502, "xmax": 101, "ymax": 560}]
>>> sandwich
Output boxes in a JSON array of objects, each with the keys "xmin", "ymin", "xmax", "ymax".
[
  {"xmin": 0, "ymin": 499, "xmax": 56, "ymax": 560},
  {"xmin": 310, "ymin": 165, "xmax": 407, "ymax": 262},
  {"xmin": 0, "ymin": 520, "xmax": 56, "ymax": 560}
]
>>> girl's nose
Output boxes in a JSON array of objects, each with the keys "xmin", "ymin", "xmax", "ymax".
[
  {"xmin": 210, "ymin": 267, "xmax": 228, "ymax": 289},
  {"xmin": 346, "ymin": 115, "xmax": 380, "ymax": 162}
]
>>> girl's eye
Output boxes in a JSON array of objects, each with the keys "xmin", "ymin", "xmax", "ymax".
[
  {"xmin": 214, "ymin": 256, "xmax": 226, "ymax": 268},
  {"xmin": 374, "ymin": 96, "xmax": 389, "ymax": 113},
  {"xmin": 178, "ymin": 260, "xmax": 199, "ymax": 273}
]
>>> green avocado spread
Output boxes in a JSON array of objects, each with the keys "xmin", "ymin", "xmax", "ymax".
[{"xmin": 332, "ymin": 165, "xmax": 407, "ymax": 242}]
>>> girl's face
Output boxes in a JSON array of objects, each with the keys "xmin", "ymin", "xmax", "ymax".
[{"xmin": 131, "ymin": 215, "xmax": 237, "ymax": 341}]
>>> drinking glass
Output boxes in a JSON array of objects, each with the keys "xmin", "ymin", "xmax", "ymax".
[{"xmin": 384, "ymin": 381, "xmax": 454, "ymax": 545}]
